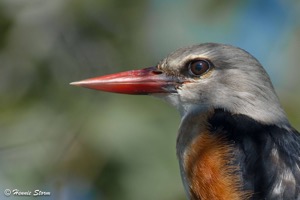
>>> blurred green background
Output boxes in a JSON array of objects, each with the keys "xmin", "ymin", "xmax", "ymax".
[{"xmin": 0, "ymin": 0, "xmax": 299, "ymax": 199}]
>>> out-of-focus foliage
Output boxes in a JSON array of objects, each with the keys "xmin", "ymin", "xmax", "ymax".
[{"xmin": 0, "ymin": 0, "xmax": 299, "ymax": 200}]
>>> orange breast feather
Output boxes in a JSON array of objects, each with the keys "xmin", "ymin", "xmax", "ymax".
[{"xmin": 184, "ymin": 131, "xmax": 251, "ymax": 200}]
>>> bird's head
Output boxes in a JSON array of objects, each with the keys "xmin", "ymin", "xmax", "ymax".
[{"xmin": 71, "ymin": 43, "xmax": 288, "ymax": 125}]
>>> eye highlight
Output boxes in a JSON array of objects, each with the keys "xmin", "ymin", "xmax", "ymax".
[{"xmin": 188, "ymin": 60, "xmax": 211, "ymax": 76}]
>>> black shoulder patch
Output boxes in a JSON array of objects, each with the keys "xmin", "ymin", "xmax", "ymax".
[{"xmin": 208, "ymin": 109, "xmax": 300, "ymax": 199}]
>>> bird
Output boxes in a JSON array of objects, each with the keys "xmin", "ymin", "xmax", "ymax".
[{"xmin": 71, "ymin": 43, "xmax": 300, "ymax": 200}]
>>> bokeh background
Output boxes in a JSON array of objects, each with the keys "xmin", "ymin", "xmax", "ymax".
[{"xmin": 0, "ymin": 0, "xmax": 299, "ymax": 199}]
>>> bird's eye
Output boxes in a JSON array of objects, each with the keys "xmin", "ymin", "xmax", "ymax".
[{"xmin": 188, "ymin": 60, "xmax": 211, "ymax": 76}]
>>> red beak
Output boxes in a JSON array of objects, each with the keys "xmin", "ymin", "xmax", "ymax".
[{"xmin": 70, "ymin": 67, "xmax": 180, "ymax": 95}]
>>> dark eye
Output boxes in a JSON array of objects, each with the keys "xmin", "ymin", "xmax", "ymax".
[{"xmin": 188, "ymin": 60, "xmax": 211, "ymax": 76}]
